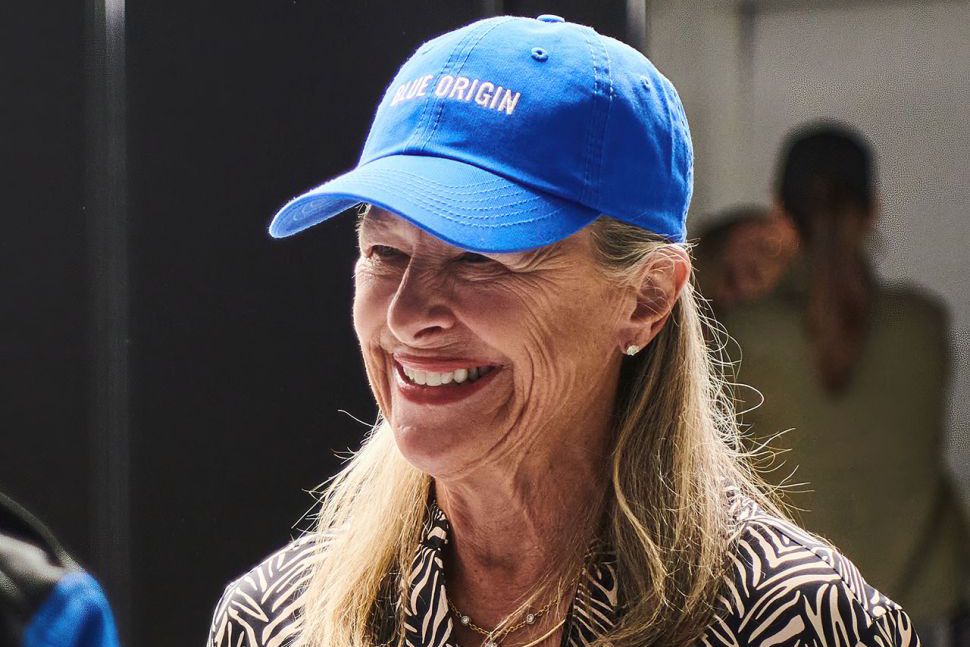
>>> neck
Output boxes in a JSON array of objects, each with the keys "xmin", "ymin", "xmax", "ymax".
[{"xmin": 434, "ymin": 418, "xmax": 611, "ymax": 626}]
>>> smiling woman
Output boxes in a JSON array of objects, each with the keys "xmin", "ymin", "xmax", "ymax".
[
  {"xmin": 351, "ymin": 204, "xmax": 649, "ymax": 480},
  {"xmin": 207, "ymin": 14, "xmax": 921, "ymax": 647}
]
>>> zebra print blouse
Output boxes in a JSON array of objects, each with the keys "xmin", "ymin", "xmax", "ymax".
[{"xmin": 207, "ymin": 490, "xmax": 921, "ymax": 647}]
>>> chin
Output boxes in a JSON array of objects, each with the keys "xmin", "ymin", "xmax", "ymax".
[{"xmin": 390, "ymin": 419, "xmax": 482, "ymax": 478}]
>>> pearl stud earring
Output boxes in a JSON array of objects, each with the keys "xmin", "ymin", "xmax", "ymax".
[{"xmin": 625, "ymin": 344, "xmax": 641, "ymax": 356}]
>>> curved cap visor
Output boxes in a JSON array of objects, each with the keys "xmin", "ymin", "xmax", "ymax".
[{"xmin": 268, "ymin": 154, "xmax": 601, "ymax": 253}]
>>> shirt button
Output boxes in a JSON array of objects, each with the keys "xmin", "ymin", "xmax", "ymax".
[{"xmin": 536, "ymin": 14, "xmax": 565, "ymax": 23}]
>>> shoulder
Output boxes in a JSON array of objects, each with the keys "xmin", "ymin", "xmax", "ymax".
[
  {"xmin": 207, "ymin": 534, "xmax": 319, "ymax": 647},
  {"xmin": 719, "ymin": 291, "xmax": 803, "ymax": 357},
  {"xmin": 879, "ymin": 281, "xmax": 946, "ymax": 316},
  {"xmin": 703, "ymin": 493, "xmax": 921, "ymax": 647},
  {"xmin": 877, "ymin": 283, "xmax": 948, "ymax": 334}
]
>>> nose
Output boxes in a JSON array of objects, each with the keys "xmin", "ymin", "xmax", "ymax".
[{"xmin": 386, "ymin": 263, "xmax": 457, "ymax": 344}]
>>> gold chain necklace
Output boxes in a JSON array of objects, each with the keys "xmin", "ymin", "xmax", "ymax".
[
  {"xmin": 450, "ymin": 619, "xmax": 566, "ymax": 647},
  {"xmin": 448, "ymin": 596, "xmax": 554, "ymax": 647},
  {"xmin": 447, "ymin": 565, "xmax": 586, "ymax": 647}
]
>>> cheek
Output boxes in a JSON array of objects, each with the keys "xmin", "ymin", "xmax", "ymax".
[
  {"xmin": 352, "ymin": 275, "xmax": 397, "ymax": 410},
  {"xmin": 461, "ymin": 278, "xmax": 610, "ymax": 366},
  {"xmin": 453, "ymin": 281, "xmax": 547, "ymax": 344},
  {"xmin": 352, "ymin": 272, "xmax": 393, "ymax": 341}
]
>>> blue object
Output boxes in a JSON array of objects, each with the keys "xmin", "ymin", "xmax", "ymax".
[
  {"xmin": 22, "ymin": 572, "xmax": 121, "ymax": 647},
  {"xmin": 268, "ymin": 15, "xmax": 693, "ymax": 251}
]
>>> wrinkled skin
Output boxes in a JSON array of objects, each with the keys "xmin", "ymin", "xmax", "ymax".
[
  {"xmin": 355, "ymin": 209, "xmax": 625, "ymax": 481},
  {"xmin": 352, "ymin": 206, "xmax": 689, "ymax": 639}
]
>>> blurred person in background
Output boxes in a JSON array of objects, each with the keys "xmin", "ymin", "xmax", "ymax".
[
  {"xmin": 714, "ymin": 122, "xmax": 970, "ymax": 646},
  {"xmin": 694, "ymin": 205, "xmax": 798, "ymax": 314}
]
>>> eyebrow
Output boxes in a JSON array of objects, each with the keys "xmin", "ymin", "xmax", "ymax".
[
  {"xmin": 356, "ymin": 210, "xmax": 398, "ymax": 237},
  {"xmin": 359, "ymin": 201, "xmax": 407, "ymax": 223},
  {"xmin": 357, "ymin": 209, "xmax": 560, "ymax": 261}
]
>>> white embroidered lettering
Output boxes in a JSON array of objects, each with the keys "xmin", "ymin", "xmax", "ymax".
[
  {"xmin": 449, "ymin": 76, "xmax": 470, "ymax": 100},
  {"xmin": 435, "ymin": 75, "xmax": 454, "ymax": 97},
  {"xmin": 489, "ymin": 86, "xmax": 504, "ymax": 110},
  {"xmin": 464, "ymin": 79, "xmax": 479, "ymax": 102},
  {"xmin": 497, "ymin": 89, "xmax": 520, "ymax": 115},
  {"xmin": 415, "ymin": 74, "xmax": 433, "ymax": 96},
  {"xmin": 405, "ymin": 78, "xmax": 422, "ymax": 99},
  {"xmin": 389, "ymin": 75, "xmax": 520, "ymax": 116},
  {"xmin": 475, "ymin": 82, "xmax": 494, "ymax": 107}
]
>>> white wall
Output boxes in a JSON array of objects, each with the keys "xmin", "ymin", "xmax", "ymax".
[{"xmin": 647, "ymin": 0, "xmax": 970, "ymax": 505}]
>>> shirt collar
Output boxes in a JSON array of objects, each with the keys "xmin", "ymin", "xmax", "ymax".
[{"xmin": 402, "ymin": 501, "xmax": 619, "ymax": 647}]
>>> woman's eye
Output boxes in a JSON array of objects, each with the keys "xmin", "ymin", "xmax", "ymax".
[
  {"xmin": 370, "ymin": 245, "xmax": 405, "ymax": 259},
  {"xmin": 456, "ymin": 252, "xmax": 492, "ymax": 264}
]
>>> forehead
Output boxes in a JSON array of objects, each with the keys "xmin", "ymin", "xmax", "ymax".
[
  {"xmin": 357, "ymin": 207, "xmax": 464, "ymax": 255},
  {"xmin": 357, "ymin": 206, "xmax": 580, "ymax": 257},
  {"xmin": 357, "ymin": 207, "xmax": 410, "ymax": 236}
]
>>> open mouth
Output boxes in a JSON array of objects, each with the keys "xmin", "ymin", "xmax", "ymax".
[
  {"xmin": 399, "ymin": 363, "xmax": 498, "ymax": 387},
  {"xmin": 392, "ymin": 357, "xmax": 504, "ymax": 405}
]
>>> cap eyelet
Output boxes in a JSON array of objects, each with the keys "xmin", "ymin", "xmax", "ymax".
[
  {"xmin": 641, "ymin": 76, "xmax": 652, "ymax": 89},
  {"xmin": 531, "ymin": 47, "xmax": 549, "ymax": 62}
]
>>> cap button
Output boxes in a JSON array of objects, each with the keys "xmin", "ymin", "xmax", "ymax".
[{"xmin": 536, "ymin": 14, "xmax": 565, "ymax": 23}]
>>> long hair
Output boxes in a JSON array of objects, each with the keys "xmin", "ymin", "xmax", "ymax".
[
  {"xmin": 294, "ymin": 212, "xmax": 786, "ymax": 647},
  {"xmin": 778, "ymin": 123, "xmax": 875, "ymax": 394}
]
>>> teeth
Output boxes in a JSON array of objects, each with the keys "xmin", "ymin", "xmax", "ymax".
[{"xmin": 400, "ymin": 364, "xmax": 495, "ymax": 387}]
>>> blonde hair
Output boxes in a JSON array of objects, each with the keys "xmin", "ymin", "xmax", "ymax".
[{"xmin": 294, "ymin": 213, "xmax": 787, "ymax": 647}]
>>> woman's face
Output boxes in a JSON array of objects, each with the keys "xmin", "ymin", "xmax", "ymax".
[{"xmin": 352, "ymin": 207, "xmax": 632, "ymax": 480}]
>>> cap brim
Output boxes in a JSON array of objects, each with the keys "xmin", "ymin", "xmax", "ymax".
[{"xmin": 268, "ymin": 154, "xmax": 600, "ymax": 253}]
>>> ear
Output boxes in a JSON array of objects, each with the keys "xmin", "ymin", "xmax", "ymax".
[
  {"xmin": 768, "ymin": 198, "xmax": 800, "ymax": 247},
  {"xmin": 768, "ymin": 197, "xmax": 788, "ymax": 223},
  {"xmin": 617, "ymin": 246, "xmax": 691, "ymax": 353}
]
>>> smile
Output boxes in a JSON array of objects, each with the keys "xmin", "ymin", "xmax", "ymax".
[
  {"xmin": 400, "ymin": 364, "xmax": 496, "ymax": 387},
  {"xmin": 392, "ymin": 359, "xmax": 503, "ymax": 405}
]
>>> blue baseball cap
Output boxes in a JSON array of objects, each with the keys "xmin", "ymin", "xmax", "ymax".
[{"xmin": 268, "ymin": 14, "xmax": 693, "ymax": 252}]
